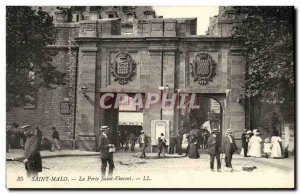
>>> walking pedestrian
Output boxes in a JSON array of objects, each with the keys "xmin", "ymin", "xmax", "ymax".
[
  {"xmin": 21, "ymin": 125, "xmax": 42, "ymax": 178},
  {"xmin": 222, "ymin": 129, "xmax": 238, "ymax": 171},
  {"xmin": 157, "ymin": 133, "xmax": 167, "ymax": 158},
  {"xmin": 51, "ymin": 127, "xmax": 61, "ymax": 151},
  {"xmin": 271, "ymin": 131, "xmax": 283, "ymax": 158},
  {"xmin": 248, "ymin": 129, "xmax": 262, "ymax": 157},
  {"xmin": 203, "ymin": 130, "xmax": 210, "ymax": 149},
  {"xmin": 99, "ymin": 126, "xmax": 115, "ymax": 178},
  {"xmin": 241, "ymin": 129, "xmax": 250, "ymax": 157},
  {"xmin": 188, "ymin": 131, "xmax": 199, "ymax": 159},
  {"xmin": 138, "ymin": 130, "xmax": 148, "ymax": 158},
  {"xmin": 207, "ymin": 128, "xmax": 221, "ymax": 172}
]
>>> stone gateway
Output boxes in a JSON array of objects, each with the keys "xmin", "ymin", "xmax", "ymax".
[{"xmin": 7, "ymin": 6, "xmax": 246, "ymax": 151}]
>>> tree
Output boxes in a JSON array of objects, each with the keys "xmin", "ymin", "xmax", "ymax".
[
  {"xmin": 232, "ymin": 6, "xmax": 294, "ymax": 125},
  {"xmin": 6, "ymin": 6, "xmax": 66, "ymax": 111}
]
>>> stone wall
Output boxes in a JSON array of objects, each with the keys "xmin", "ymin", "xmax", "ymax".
[{"xmin": 6, "ymin": 24, "xmax": 79, "ymax": 149}]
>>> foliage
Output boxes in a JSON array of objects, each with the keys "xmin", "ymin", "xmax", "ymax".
[
  {"xmin": 7, "ymin": 6, "xmax": 66, "ymax": 110},
  {"xmin": 232, "ymin": 6, "xmax": 294, "ymax": 123}
]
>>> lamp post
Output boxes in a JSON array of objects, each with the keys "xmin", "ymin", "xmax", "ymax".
[{"xmin": 158, "ymin": 84, "xmax": 170, "ymax": 120}]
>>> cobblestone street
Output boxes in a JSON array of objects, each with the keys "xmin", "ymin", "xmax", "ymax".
[{"xmin": 7, "ymin": 152, "xmax": 294, "ymax": 188}]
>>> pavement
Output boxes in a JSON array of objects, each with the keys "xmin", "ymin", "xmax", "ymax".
[{"xmin": 6, "ymin": 149, "xmax": 295, "ymax": 189}]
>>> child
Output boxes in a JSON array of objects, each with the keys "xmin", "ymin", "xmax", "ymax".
[{"xmin": 263, "ymin": 138, "xmax": 272, "ymax": 158}]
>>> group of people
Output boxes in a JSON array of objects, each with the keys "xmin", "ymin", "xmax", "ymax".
[
  {"xmin": 116, "ymin": 131, "xmax": 138, "ymax": 152},
  {"xmin": 6, "ymin": 123, "xmax": 26, "ymax": 150},
  {"xmin": 17, "ymin": 123, "xmax": 285, "ymax": 178},
  {"xmin": 7, "ymin": 123, "xmax": 62, "ymax": 153},
  {"xmin": 241, "ymin": 129, "xmax": 284, "ymax": 159},
  {"xmin": 186, "ymin": 128, "xmax": 238, "ymax": 172},
  {"xmin": 6, "ymin": 123, "xmax": 62, "ymax": 178}
]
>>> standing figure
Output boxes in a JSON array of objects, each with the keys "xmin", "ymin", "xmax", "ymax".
[
  {"xmin": 203, "ymin": 130, "xmax": 210, "ymax": 149},
  {"xmin": 22, "ymin": 125, "xmax": 42, "ymax": 178},
  {"xmin": 188, "ymin": 130, "xmax": 200, "ymax": 159},
  {"xmin": 241, "ymin": 129, "xmax": 250, "ymax": 157},
  {"xmin": 198, "ymin": 132, "xmax": 204, "ymax": 149},
  {"xmin": 10, "ymin": 122, "xmax": 20, "ymax": 149},
  {"xmin": 222, "ymin": 129, "xmax": 238, "ymax": 171},
  {"xmin": 157, "ymin": 133, "xmax": 167, "ymax": 158},
  {"xmin": 207, "ymin": 128, "xmax": 221, "ymax": 172},
  {"xmin": 263, "ymin": 137, "xmax": 272, "ymax": 158},
  {"xmin": 6, "ymin": 125, "xmax": 12, "ymax": 153},
  {"xmin": 51, "ymin": 127, "xmax": 61, "ymax": 151},
  {"xmin": 129, "ymin": 132, "xmax": 136, "ymax": 152},
  {"xmin": 271, "ymin": 131, "xmax": 283, "ymax": 158},
  {"xmin": 116, "ymin": 131, "xmax": 122, "ymax": 150},
  {"xmin": 248, "ymin": 129, "xmax": 262, "ymax": 157},
  {"xmin": 124, "ymin": 131, "xmax": 129, "ymax": 151},
  {"xmin": 138, "ymin": 130, "xmax": 148, "ymax": 158},
  {"xmin": 99, "ymin": 126, "xmax": 115, "ymax": 178},
  {"xmin": 176, "ymin": 132, "xmax": 183, "ymax": 155},
  {"xmin": 169, "ymin": 134, "xmax": 177, "ymax": 154}
]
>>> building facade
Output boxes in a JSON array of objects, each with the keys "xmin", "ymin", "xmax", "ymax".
[{"xmin": 7, "ymin": 6, "xmax": 246, "ymax": 151}]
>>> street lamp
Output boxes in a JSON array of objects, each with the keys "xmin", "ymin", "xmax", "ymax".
[{"xmin": 158, "ymin": 84, "xmax": 170, "ymax": 93}]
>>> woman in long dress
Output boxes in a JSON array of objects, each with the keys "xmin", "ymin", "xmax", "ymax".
[
  {"xmin": 271, "ymin": 131, "xmax": 283, "ymax": 158},
  {"xmin": 188, "ymin": 129, "xmax": 200, "ymax": 159},
  {"xmin": 248, "ymin": 129, "xmax": 262, "ymax": 157}
]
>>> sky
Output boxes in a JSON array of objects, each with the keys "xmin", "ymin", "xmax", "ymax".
[{"xmin": 153, "ymin": 6, "xmax": 219, "ymax": 35}]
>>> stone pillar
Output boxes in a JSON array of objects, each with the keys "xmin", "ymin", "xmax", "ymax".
[
  {"xmin": 228, "ymin": 46, "xmax": 246, "ymax": 147},
  {"xmin": 162, "ymin": 51, "xmax": 176, "ymax": 135},
  {"xmin": 147, "ymin": 50, "xmax": 162, "ymax": 126},
  {"xmin": 75, "ymin": 42, "xmax": 98, "ymax": 151}
]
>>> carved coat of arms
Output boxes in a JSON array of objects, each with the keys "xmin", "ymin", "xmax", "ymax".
[
  {"xmin": 111, "ymin": 52, "xmax": 137, "ymax": 85},
  {"xmin": 190, "ymin": 52, "xmax": 217, "ymax": 85}
]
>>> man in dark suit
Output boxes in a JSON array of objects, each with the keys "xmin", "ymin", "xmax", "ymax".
[
  {"xmin": 169, "ymin": 134, "xmax": 177, "ymax": 154},
  {"xmin": 241, "ymin": 129, "xmax": 249, "ymax": 157},
  {"xmin": 21, "ymin": 125, "xmax": 42, "ymax": 178},
  {"xmin": 176, "ymin": 132, "xmax": 183, "ymax": 155},
  {"xmin": 99, "ymin": 126, "xmax": 115, "ymax": 178},
  {"xmin": 138, "ymin": 130, "xmax": 148, "ymax": 158},
  {"xmin": 207, "ymin": 128, "xmax": 221, "ymax": 172},
  {"xmin": 222, "ymin": 129, "xmax": 238, "ymax": 171}
]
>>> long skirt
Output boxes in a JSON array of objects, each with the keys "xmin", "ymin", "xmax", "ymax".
[
  {"xmin": 188, "ymin": 143, "xmax": 199, "ymax": 159},
  {"xmin": 248, "ymin": 143, "xmax": 262, "ymax": 157},
  {"xmin": 271, "ymin": 141, "xmax": 283, "ymax": 158}
]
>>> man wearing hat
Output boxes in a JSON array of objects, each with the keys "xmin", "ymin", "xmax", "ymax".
[
  {"xmin": 138, "ymin": 130, "xmax": 148, "ymax": 158},
  {"xmin": 222, "ymin": 129, "xmax": 238, "ymax": 171},
  {"xmin": 99, "ymin": 126, "xmax": 115, "ymax": 178},
  {"xmin": 207, "ymin": 128, "xmax": 222, "ymax": 172},
  {"xmin": 241, "ymin": 129, "xmax": 250, "ymax": 157},
  {"xmin": 21, "ymin": 125, "xmax": 42, "ymax": 178}
]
